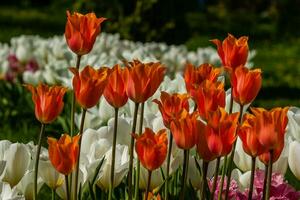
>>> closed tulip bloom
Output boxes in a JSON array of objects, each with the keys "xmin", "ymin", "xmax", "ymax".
[
  {"xmin": 205, "ymin": 107, "xmax": 239, "ymax": 157},
  {"xmin": 196, "ymin": 121, "xmax": 218, "ymax": 162},
  {"xmin": 258, "ymin": 141, "xmax": 284, "ymax": 165},
  {"xmin": 48, "ymin": 134, "xmax": 80, "ymax": 175},
  {"xmin": 238, "ymin": 114, "xmax": 267, "ymax": 157},
  {"xmin": 211, "ymin": 34, "xmax": 249, "ymax": 72},
  {"xmin": 184, "ymin": 63, "xmax": 221, "ymax": 94},
  {"xmin": 153, "ymin": 91, "xmax": 189, "ymax": 128},
  {"xmin": 103, "ymin": 64, "xmax": 128, "ymax": 108},
  {"xmin": 170, "ymin": 111, "xmax": 199, "ymax": 149},
  {"xmin": 25, "ymin": 84, "xmax": 67, "ymax": 124},
  {"xmin": 65, "ymin": 11, "xmax": 106, "ymax": 55},
  {"xmin": 124, "ymin": 60, "xmax": 166, "ymax": 103},
  {"xmin": 231, "ymin": 66, "xmax": 262, "ymax": 105},
  {"xmin": 191, "ymin": 80, "xmax": 225, "ymax": 120},
  {"xmin": 135, "ymin": 128, "xmax": 168, "ymax": 171},
  {"xmin": 251, "ymin": 107, "xmax": 289, "ymax": 151},
  {"xmin": 70, "ymin": 65, "xmax": 110, "ymax": 109}
]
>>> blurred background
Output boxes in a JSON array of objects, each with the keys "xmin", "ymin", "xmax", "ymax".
[{"xmin": 1, "ymin": 0, "xmax": 300, "ymax": 143}]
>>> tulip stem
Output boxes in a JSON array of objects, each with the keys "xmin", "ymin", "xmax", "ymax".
[
  {"xmin": 33, "ymin": 123, "xmax": 45, "ymax": 200},
  {"xmin": 145, "ymin": 170, "xmax": 152, "ymax": 200},
  {"xmin": 70, "ymin": 54, "xmax": 82, "ymax": 137},
  {"xmin": 262, "ymin": 164, "xmax": 269, "ymax": 200},
  {"xmin": 229, "ymin": 87, "xmax": 234, "ymax": 114},
  {"xmin": 248, "ymin": 156, "xmax": 256, "ymax": 200},
  {"xmin": 128, "ymin": 103, "xmax": 139, "ymax": 200},
  {"xmin": 165, "ymin": 133, "xmax": 173, "ymax": 200},
  {"xmin": 109, "ymin": 108, "xmax": 119, "ymax": 200},
  {"xmin": 135, "ymin": 102, "xmax": 145, "ymax": 200},
  {"xmin": 224, "ymin": 104, "xmax": 244, "ymax": 200},
  {"xmin": 180, "ymin": 149, "xmax": 189, "ymax": 200},
  {"xmin": 217, "ymin": 155, "xmax": 227, "ymax": 200},
  {"xmin": 210, "ymin": 157, "xmax": 220, "ymax": 200},
  {"xmin": 52, "ymin": 188, "xmax": 56, "ymax": 200},
  {"xmin": 74, "ymin": 108, "xmax": 87, "ymax": 200},
  {"xmin": 65, "ymin": 175, "xmax": 70, "ymax": 200},
  {"xmin": 201, "ymin": 161, "xmax": 209, "ymax": 200},
  {"xmin": 265, "ymin": 150, "xmax": 273, "ymax": 200}
]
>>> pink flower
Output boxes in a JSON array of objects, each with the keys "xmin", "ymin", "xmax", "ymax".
[
  {"xmin": 209, "ymin": 176, "xmax": 238, "ymax": 200},
  {"xmin": 237, "ymin": 170, "xmax": 300, "ymax": 200}
]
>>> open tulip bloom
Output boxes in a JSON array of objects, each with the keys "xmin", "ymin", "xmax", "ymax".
[{"xmin": 3, "ymin": 10, "xmax": 300, "ymax": 200}]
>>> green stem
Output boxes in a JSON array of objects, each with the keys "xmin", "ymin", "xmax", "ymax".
[
  {"xmin": 128, "ymin": 103, "xmax": 139, "ymax": 200},
  {"xmin": 217, "ymin": 156, "xmax": 227, "ymax": 200},
  {"xmin": 180, "ymin": 149, "xmax": 189, "ymax": 200},
  {"xmin": 265, "ymin": 150, "xmax": 273, "ymax": 200},
  {"xmin": 165, "ymin": 133, "xmax": 173, "ymax": 200},
  {"xmin": 229, "ymin": 87, "xmax": 234, "ymax": 114},
  {"xmin": 52, "ymin": 188, "xmax": 56, "ymax": 200},
  {"xmin": 108, "ymin": 108, "xmax": 119, "ymax": 200},
  {"xmin": 70, "ymin": 54, "xmax": 81, "ymax": 137},
  {"xmin": 74, "ymin": 108, "xmax": 86, "ymax": 200},
  {"xmin": 33, "ymin": 123, "xmax": 45, "ymax": 200},
  {"xmin": 65, "ymin": 175, "xmax": 70, "ymax": 200},
  {"xmin": 210, "ymin": 157, "xmax": 220, "ymax": 200},
  {"xmin": 262, "ymin": 164, "xmax": 269, "ymax": 200},
  {"xmin": 248, "ymin": 156, "xmax": 256, "ymax": 200},
  {"xmin": 224, "ymin": 104, "xmax": 244, "ymax": 200},
  {"xmin": 201, "ymin": 161, "xmax": 209, "ymax": 200},
  {"xmin": 145, "ymin": 170, "xmax": 152, "ymax": 200}
]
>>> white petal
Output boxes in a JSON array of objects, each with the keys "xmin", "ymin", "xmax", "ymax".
[{"xmin": 288, "ymin": 141, "xmax": 300, "ymax": 180}]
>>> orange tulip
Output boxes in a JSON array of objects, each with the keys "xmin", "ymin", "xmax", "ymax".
[
  {"xmin": 153, "ymin": 92, "xmax": 189, "ymax": 128},
  {"xmin": 196, "ymin": 121, "xmax": 218, "ymax": 162},
  {"xmin": 211, "ymin": 34, "xmax": 248, "ymax": 72},
  {"xmin": 238, "ymin": 114, "xmax": 267, "ymax": 157},
  {"xmin": 205, "ymin": 107, "xmax": 239, "ymax": 157},
  {"xmin": 191, "ymin": 80, "xmax": 225, "ymax": 120},
  {"xmin": 25, "ymin": 84, "xmax": 67, "ymax": 124},
  {"xmin": 48, "ymin": 134, "xmax": 80, "ymax": 175},
  {"xmin": 184, "ymin": 63, "xmax": 221, "ymax": 94},
  {"xmin": 103, "ymin": 64, "xmax": 128, "ymax": 108},
  {"xmin": 170, "ymin": 111, "xmax": 199, "ymax": 149},
  {"xmin": 124, "ymin": 60, "xmax": 166, "ymax": 103},
  {"xmin": 231, "ymin": 66, "xmax": 262, "ymax": 105},
  {"xmin": 134, "ymin": 128, "xmax": 168, "ymax": 171},
  {"xmin": 70, "ymin": 65, "xmax": 110, "ymax": 109},
  {"xmin": 250, "ymin": 107, "xmax": 288, "ymax": 160},
  {"xmin": 65, "ymin": 11, "xmax": 106, "ymax": 55},
  {"xmin": 258, "ymin": 141, "xmax": 284, "ymax": 165}
]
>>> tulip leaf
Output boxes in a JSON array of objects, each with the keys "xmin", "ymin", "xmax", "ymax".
[
  {"xmin": 160, "ymin": 166, "xmax": 165, "ymax": 180},
  {"xmin": 91, "ymin": 156, "xmax": 105, "ymax": 185},
  {"xmin": 194, "ymin": 156, "xmax": 202, "ymax": 176},
  {"xmin": 88, "ymin": 181, "xmax": 96, "ymax": 200}
]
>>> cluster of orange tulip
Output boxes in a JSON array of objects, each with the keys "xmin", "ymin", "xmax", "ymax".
[{"xmin": 24, "ymin": 10, "xmax": 289, "ymax": 200}]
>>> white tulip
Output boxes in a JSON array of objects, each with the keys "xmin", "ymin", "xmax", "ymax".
[
  {"xmin": 139, "ymin": 166, "xmax": 163, "ymax": 190},
  {"xmin": 225, "ymin": 89, "xmax": 250, "ymax": 113},
  {"xmin": 188, "ymin": 156, "xmax": 202, "ymax": 189},
  {"xmin": 38, "ymin": 159, "xmax": 64, "ymax": 189},
  {"xmin": 0, "ymin": 140, "xmax": 11, "ymax": 160},
  {"xmin": 232, "ymin": 169, "xmax": 251, "ymax": 190},
  {"xmin": 288, "ymin": 140, "xmax": 300, "ymax": 180},
  {"xmin": 287, "ymin": 107, "xmax": 300, "ymax": 141},
  {"xmin": 0, "ymin": 181, "xmax": 24, "ymax": 200},
  {"xmin": 1, "ymin": 143, "xmax": 31, "ymax": 187},
  {"xmin": 97, "ymin": 145, "xmax": 129, "ymax": 189},
  {"xmin": 233, "ymin": 138, "xmax": 252, "ymax": 172},
  {"xmin": 16, "ymin": 170, "xmax": 43, "ymax": 200}
]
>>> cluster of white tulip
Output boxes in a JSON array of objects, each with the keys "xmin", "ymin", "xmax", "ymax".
[{"xmin": 0, "ymin": 33, "xmax": 255, "ymax": 87}]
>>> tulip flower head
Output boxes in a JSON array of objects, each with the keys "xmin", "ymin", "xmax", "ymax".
[
  {"xmin": 231, "ymin": 66, "xmax": 262, "ymax": 105},
  {"xmin": 48, "ymin": 134, "xmax": 80, "ymax": 175},
  {"xmin": 103, "ymin": 64, "xmax": 128, "ymax": 108},
  {"xmin": 191, "ymin": 80, "xmax": 225, "ymax": 120},
  {"xmin": 135, "ymin": 128, "xmax": 168, "ymax": 171},
  {"xmin": 211, "ymin": 34, "xmax": 249, "ymax": 72},
  {"xmin": 184, "ymin": 63, "xmax": 221, "ymax": 94},
  {"xmin": 205, "ymin": 107, "xmax": 239, "ymax": 157},
  {"xmin": 238, "ymin": 114, "xmax": 267, "ymax": 157},
  {"xmin": 124, "ymin": 60, "xmax": 166, "ymax": 103},
  {"xmin": 65, "ymin": 11, "xmax": 106, "ymax": 55},
  {"xmin": 70, "ymin": 65, "xmax": 110, "ymax": 109},
  {"xmin": 25, "ymin": 83, "xmax": 67, "ymax": 124},
  {"xmin": 170, "ymin": 111, "xmax": 199, "ymax": 149},
  {"xmin": 153, "ymin": 91, "xmax": 190, "ymax": 128},
  {"xmin": 251, "ymin": 107, "xmax": 288, "ymax": 152}
]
